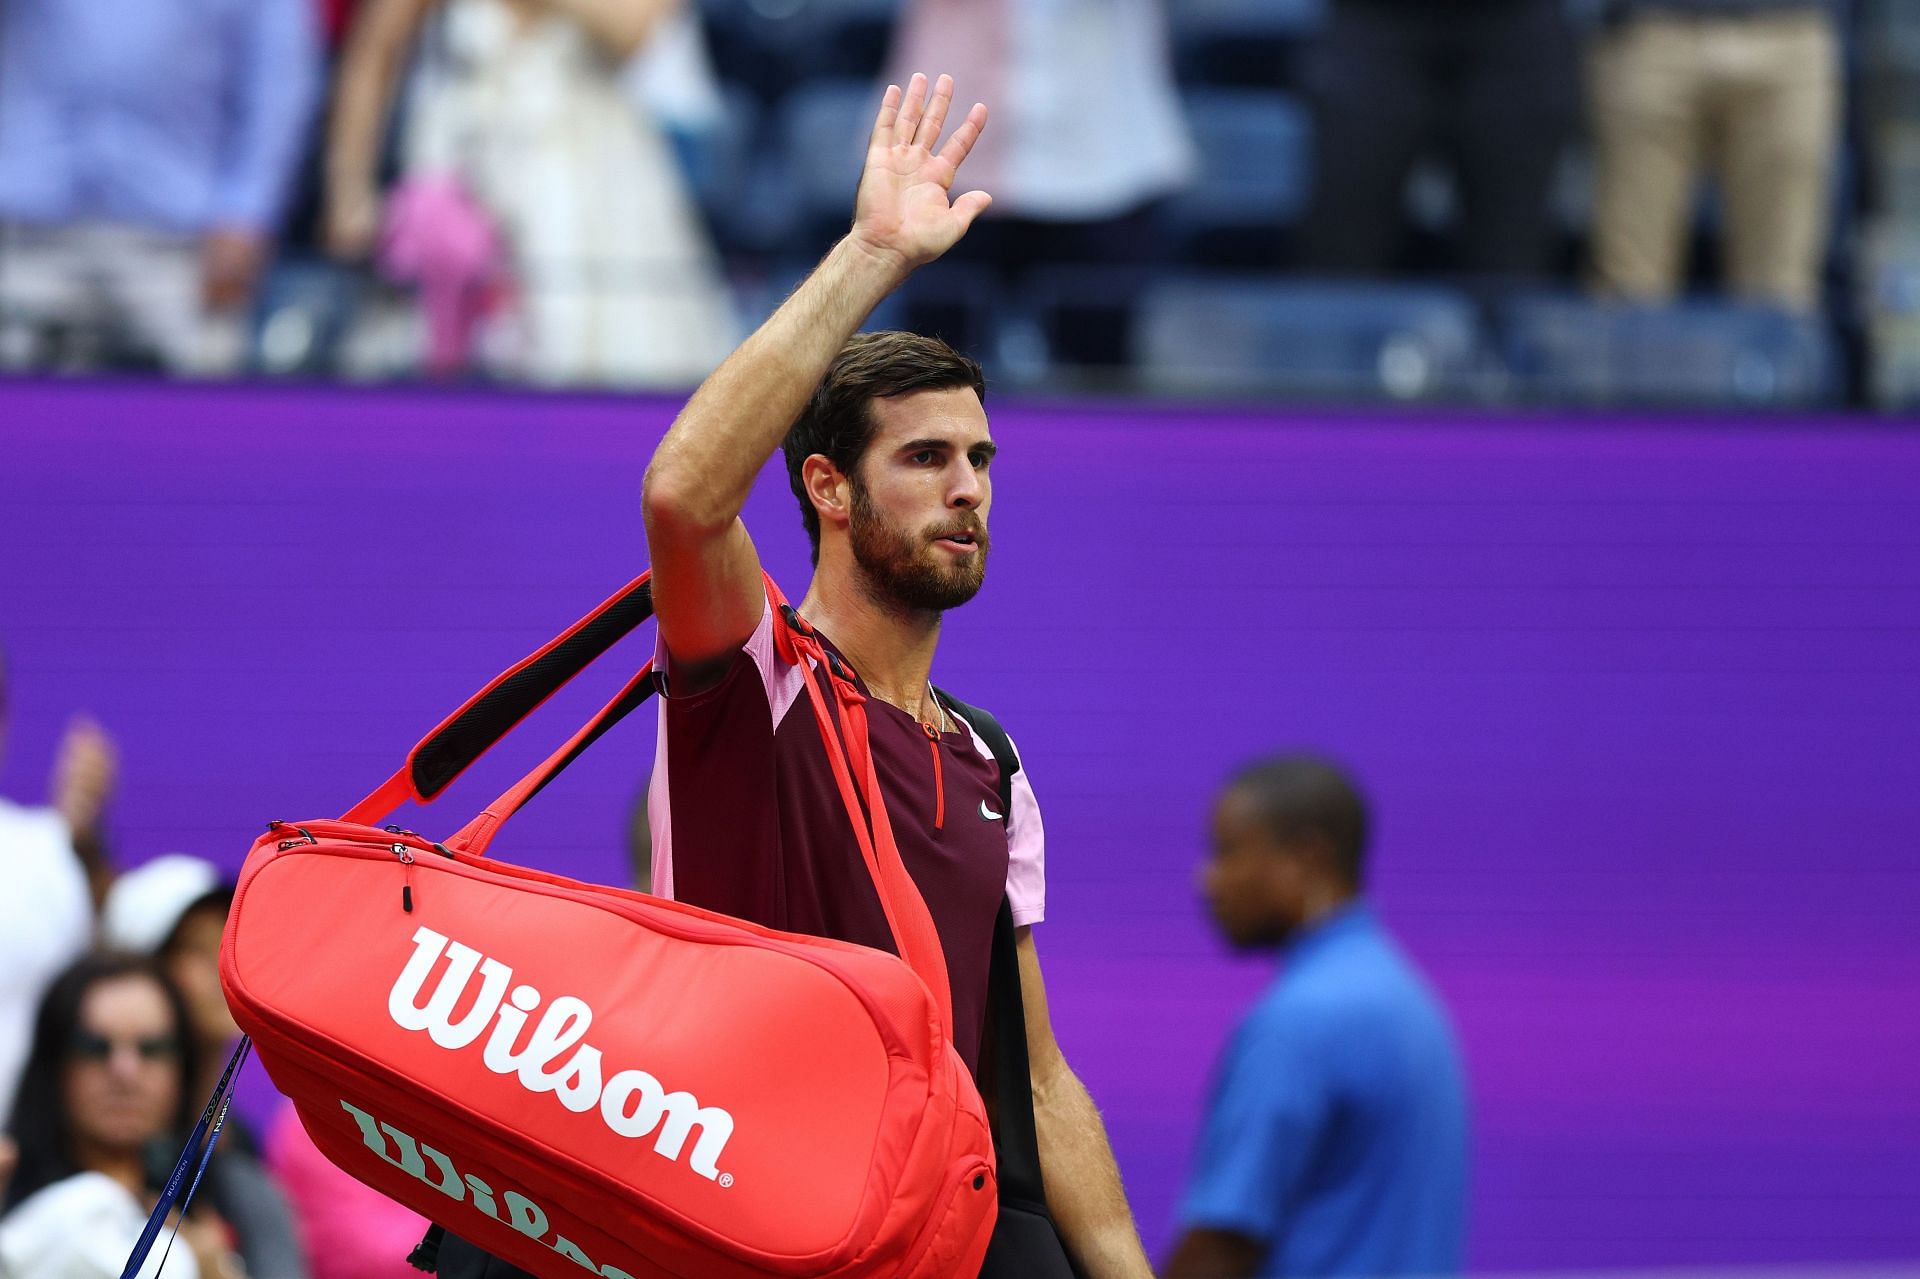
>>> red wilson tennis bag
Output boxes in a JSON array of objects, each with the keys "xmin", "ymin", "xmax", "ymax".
[{"xmin": 219, "ymin": 573, "xmax": 998, "ymax": 1279}]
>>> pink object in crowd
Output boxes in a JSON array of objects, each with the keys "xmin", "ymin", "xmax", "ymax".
[
  {"xmin": 378, "ymin": 174, "xmax": 505, "ymax": 378},
  {"xmin": 265, "ymin": 1102, "xmax": 431, "ymax": 1279}
]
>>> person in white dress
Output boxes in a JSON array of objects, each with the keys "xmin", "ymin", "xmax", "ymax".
[{"xmin": 326, "ymin": 0, "xmax": 736, "ymax": 386}]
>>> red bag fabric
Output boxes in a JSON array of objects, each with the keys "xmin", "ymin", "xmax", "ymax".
[{"xmin": 219, "ymin": 573, "xmax": 999, "ymax": 1279}]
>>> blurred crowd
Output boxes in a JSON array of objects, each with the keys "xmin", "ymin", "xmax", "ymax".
[
  {"xmin": 0, "ymin": 685, "xmax": 434, "ymax": 1278},
  {"xmin": 1, "ymin": 0, "xmax": 1915, "ymax": 408}
]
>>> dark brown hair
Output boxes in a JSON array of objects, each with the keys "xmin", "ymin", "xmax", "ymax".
[
  {"xmin": 1228, "ymin": 755, "xmax": 1372, "ymax": 890},
  {"xmin": 5, "ymin": 951, "xmax": 202, "ymax": 1210},
  {"xmin": 782, "ymin": 331, "xmax": 985, "ymax": 563}
]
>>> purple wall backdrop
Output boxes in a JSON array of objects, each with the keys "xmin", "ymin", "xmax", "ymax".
[{"xmin": 3, "ymin": 380, "xmax": 1917, "ymax": 1271}]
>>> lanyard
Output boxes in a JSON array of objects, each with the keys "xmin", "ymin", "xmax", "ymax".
[{"xmin": 117, "ymin": 1036, "xmax": 252, "ymax": 1279}]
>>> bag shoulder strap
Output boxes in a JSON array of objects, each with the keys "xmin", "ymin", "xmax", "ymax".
[
  {"xmin": 930, "ymin": 690, "xmax": 1048, "ymax": 1210},
  {"xmin": 772, "ymin": 579, "xmax": 954, "ymax": 1035},
  {"xmin": 344, "ymin": 574, "xmax": 657, "ymax": 827}
]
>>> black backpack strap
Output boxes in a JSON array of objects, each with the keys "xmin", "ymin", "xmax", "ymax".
[
  {"xmin": 932, "ymin": 689, "xmax": 1045, "ymax": 1209},
  {"xmin": 935, "ymin": 687, "xmax": 1019, "ymax": 820}
]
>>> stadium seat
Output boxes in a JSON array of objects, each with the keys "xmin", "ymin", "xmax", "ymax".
[
  {"xmin": 1879, "ymin": 0, "xmax": 1920, "ymax": 74},
  {"xmin": 674, "ymin": 84, "xmax": 771, "ymax": 255},
  {"xmin": 1159, "ymin": 89, "xmax": 1312, "ymax": 269},
  {"xmin": 1171, "ymin": 0, "xmax": 1325, "ymax": 89},
  {"xmin": 1022, "ymin": 264, "xmax": 1159, "ymax": 377},
  {"xmin": 699, "ymin": 0, "xmax": 893, "ymax": 100},
  {"xmin": 774, "ymin": 78, "xmax": 875, "ymax": 257},
  {"xmin": 794, "ymin": 0, "xmax": 896, "ymax": 80},
  {"xmin": 1499, "ymin": 294, "xmax": 1843, "ymax": 407},
  {"xmin": 1135, "ymin": 276, "xmax": 1488, "ymax": 399}
]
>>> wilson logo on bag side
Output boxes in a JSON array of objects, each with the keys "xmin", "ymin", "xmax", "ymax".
[
  {"xmin": 340, "ymin": 1097, "xmax": 637, "ymax": 1279},
  {"xmin": 387, "ymin": 925, "xmax": 736, "ymax": 1181}
]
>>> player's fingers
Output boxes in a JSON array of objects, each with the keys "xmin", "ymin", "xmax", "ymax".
[
  {"xmin": 914, "ymin": 74, "xmax": 954, "ymax": 153},
  {"xmin": 894, "ymin": 72, "xmax": 928, "ymax": 146},
  {"xmin": 869, "ymin": 83, "xmax": 902, "ymax": 150},
  {"xmin": 937, "ymin": 103, "xmax": 989, "ymax": 172},
  {"xmin": 952, "ymin": 190, "xmax": 993, "ymax": 232}
]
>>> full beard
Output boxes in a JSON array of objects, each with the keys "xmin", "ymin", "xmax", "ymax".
[{"xmin": 848, "ymin": 478, "xmax": 989, "ymax": 615}]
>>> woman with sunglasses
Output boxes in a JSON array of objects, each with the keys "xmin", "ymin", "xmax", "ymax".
[{"xmin": 0, "ymin": 951, "xmax": 243, "ymax": 1278}]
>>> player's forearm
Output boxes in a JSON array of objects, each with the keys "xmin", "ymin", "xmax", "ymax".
[
  {"xmin": 643, "ymin": 235, "xmax": 907, "ymax": 534},
  {"xmin": 1033, "ymin": 1063, "xmax": 1153, "ymax": 1279}
]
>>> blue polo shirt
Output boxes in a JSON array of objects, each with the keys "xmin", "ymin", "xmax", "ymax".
[{"xmin": 1178, "ymin": 902, "xmax": 1468, "ymax": 1277}]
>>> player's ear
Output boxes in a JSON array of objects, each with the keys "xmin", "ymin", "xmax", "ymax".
[{"xmin": 802, "ymin": 455, "xmax": 851, "ymax": 532}]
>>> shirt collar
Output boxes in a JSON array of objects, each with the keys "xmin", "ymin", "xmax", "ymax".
[{"xmin": 1283, "ymin": 897, "xmax": 1374, "ymax": 968}]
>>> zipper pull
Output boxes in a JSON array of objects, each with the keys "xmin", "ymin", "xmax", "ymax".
[
  {"xmin": 273, "ymin": 824, "xmax": 321, "ymax": 852},
  {"xmin": 923, "ymin": 725, "xmax": 945, "ymax": 830},
  {"xmin": 392, "ymin": 844, "xmax": 416, "ymax": 913}
]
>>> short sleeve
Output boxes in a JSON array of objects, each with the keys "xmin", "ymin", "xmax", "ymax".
[
  {"xmin": 648, "ymin": 599, "xmax": 803, "ymax": 907},
  {"xmin": 1176, "ymin": 1009, "xmax": 1327, "ymax": 1243},
  {"xmin": 651, "ymin": 597, "xmax": 790, "ymax": 711},
  {"xmin": 1003, "ymin": 734, "xmax": 1045, "ymax": 926}
]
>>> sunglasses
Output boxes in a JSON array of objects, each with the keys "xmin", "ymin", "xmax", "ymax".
[{"xmin": 68, "ymin": 1030, "xmax": 181, "ymax": 1064}]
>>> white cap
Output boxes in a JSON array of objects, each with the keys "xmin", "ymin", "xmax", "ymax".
[{"xmin": 101, "ymin": 854, "xmax": 227, "ymax": 955}]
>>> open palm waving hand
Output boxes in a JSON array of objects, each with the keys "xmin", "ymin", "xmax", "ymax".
[{"xmin": 849, "ymin": 73, "xmax": 992, "ymax": 273}]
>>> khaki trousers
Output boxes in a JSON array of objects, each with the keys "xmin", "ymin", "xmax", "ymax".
[{"xmin": 1587, "ymin": 10, "xmax": 1840, "ymax": 310}]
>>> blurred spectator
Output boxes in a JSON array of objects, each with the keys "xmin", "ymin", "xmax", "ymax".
[
  {"xmin": 1300, "ymin": 0, "xmax": 1578, "ymax": 278},
  {"xmin": 324, "ymin": 0, "xmax": 736, "ymax": 386},
  {"xmin": 1587, "ymin": 0, "xmax": 1841, "ymax": 310},
  {"xmin": 1164, "ymin": 756, "xmax": 1467, "ymax": 1279},
  {"xmin": 0, "ymin": 0, "xmax": 323, "ymax": 374},
  {"xmin": 621, "ymin": 3, "xmax": 728, "ymax": 173},
  {"xmin": 1, "ymin": 650, "xmax": 117, "ymax": 1119},
  {"xmin": 1, "ymin": 953, "xmax": 244, "ymax": 1279},
  {"xmin": 885, "ymin": 0, "xmax": 1194, "ymax": 366},
  {"xmin": 102, "ymin": 859, "xmax": 244, "ymax": 1121},
  {"xmin": 103, "ymin": 856, "xmax": 420, "ymax": 1278},
  {"xmin": 248, "ymin": 0, "xmax": 378, "ymax": 378},
  {"xmin": 102, "ymin": 859, "xmax": 310, "ymax": 1279}
]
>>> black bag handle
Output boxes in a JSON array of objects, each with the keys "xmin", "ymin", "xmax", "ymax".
[{"xmin": 345, "ymin": 575, "xmax": 655, "ymax": 825}]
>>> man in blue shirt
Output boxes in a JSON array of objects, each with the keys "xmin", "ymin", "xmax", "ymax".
[
  {"xmin": 1165, "ymin": 756, "xmax": 1468, "ymax": 1279},
  {"xmin": 0, "ymin": 0, "xmax": 320, "ymax": 372}
]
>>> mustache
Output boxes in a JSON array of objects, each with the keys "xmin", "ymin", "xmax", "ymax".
[{"xmin": 926, "ymin": 516, "xmax": 989, "ymax": 547}]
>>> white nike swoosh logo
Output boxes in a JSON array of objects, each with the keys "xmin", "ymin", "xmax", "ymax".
[{"xmin": 979, "ymin": 800, "xmax": 1004, "ymax": 821}]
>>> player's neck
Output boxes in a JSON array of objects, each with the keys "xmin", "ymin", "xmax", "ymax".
[{"xmin": 799, "ymin": 570, "xmax": 943, "ymax": 723}]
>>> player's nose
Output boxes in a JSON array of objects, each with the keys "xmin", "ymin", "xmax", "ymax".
[{"xmin": 947, "ymin": 460, "xmax": 983, "ymax": 508}]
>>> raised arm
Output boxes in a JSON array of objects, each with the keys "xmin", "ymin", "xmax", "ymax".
[
  {"xmin": 642, "ymin": 73, "xmax": 989, "ymax": 685},
  {"xmin": 52, "ymin": 716, "xmax": 118, "ymax": 909},
  {"xmin": 324, "ymin": 0, "xmax": 434, "ymax": 260}
]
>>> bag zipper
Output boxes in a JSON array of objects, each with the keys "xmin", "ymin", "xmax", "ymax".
[{"xmin": 392, "ymin": 843, "xmax": 415, "ymax": 913}]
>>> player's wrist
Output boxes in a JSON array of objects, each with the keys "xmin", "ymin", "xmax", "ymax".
[{"xmin": 837, "ymin": 231, "xmax": 918, "ymax": 289}]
